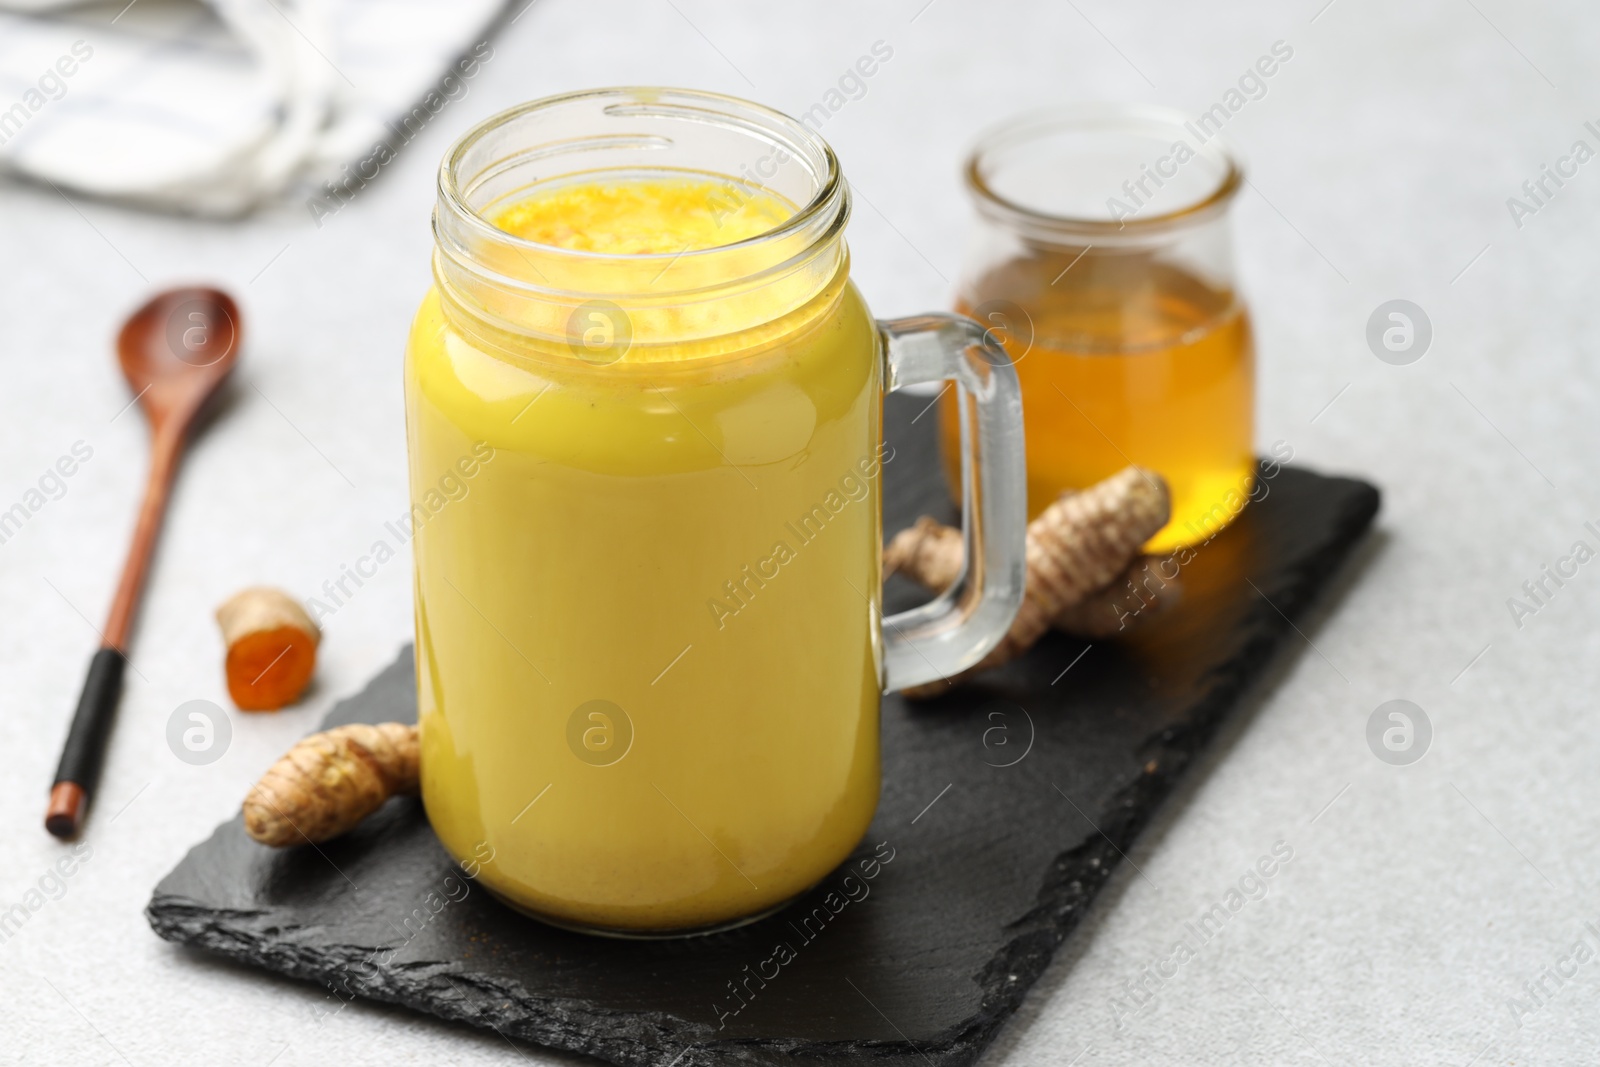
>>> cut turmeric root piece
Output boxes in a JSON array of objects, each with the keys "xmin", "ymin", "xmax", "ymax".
[{"xmin": 215, "ymin": 587, "xmax": 320, "ymax": 711}]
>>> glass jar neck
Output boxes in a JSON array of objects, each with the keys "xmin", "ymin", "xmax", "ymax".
[
  {"xmin": 959, "ymin": 103, "xmax": 1245, "ymax": 306},
  {"xmin": 431, "ymin": 89, "xmax": 851, "ymax": 359}
]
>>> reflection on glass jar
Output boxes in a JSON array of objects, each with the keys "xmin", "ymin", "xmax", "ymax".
[{"xmin": 941, "ymin": 103, "xmax": 1256, "ymax": 553}]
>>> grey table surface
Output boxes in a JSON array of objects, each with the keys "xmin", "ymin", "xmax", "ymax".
[{"xmin": 2, "ymin": 0, "xmax": 1597, "ymax": 1064}]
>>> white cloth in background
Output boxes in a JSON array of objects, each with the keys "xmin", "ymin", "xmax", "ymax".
[{"xmin": 0, "ymin": 0, "xmax": 508, "ymax": 215}]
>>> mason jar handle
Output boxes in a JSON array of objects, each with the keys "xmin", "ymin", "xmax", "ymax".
[{"xmin": 879, "ymin": 314, "xmax": 1027, "ymax": 692}]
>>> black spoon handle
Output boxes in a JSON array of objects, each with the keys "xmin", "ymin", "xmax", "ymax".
[{"xmin": 45, "ymin": 647, "xmax": 126, "ymax": 838}]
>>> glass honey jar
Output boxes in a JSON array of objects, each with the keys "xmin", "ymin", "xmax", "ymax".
[{"xmin": 940, "ymin": 103, "xmax": 1255, "ymax": 552}]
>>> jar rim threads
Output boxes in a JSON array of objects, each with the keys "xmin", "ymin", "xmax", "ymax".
[{"xmin": 965, "ymin": 102, "xmax": 1243, "ymax": 247}]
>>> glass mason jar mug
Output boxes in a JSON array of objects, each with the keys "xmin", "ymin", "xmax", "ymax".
[
  {"xmin": 940, "ymin": 104, "xmax": 1256, "ymax": 553},
  {"xmin": 404, "ymin": 89, "xmax": 1027, "ymax": 936}
]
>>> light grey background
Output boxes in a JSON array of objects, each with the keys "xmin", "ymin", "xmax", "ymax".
[{"xmin": 2, "ymin": 0, "xmax": 1596, "ymax": 1064}]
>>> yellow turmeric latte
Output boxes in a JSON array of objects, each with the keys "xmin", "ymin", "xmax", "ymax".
[{"xmin": 405, "ymin": 177, "xmax": 884, "ymax": 932}]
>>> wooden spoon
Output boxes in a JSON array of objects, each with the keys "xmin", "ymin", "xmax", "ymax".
[{"xmin": 46, "ymin": 287, "xmax": 242, "ymax": 838}]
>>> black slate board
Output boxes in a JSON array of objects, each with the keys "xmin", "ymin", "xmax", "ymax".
[{"xmin": 148, "ymin": 393, "xmax": 1379, "ymax": 1066}]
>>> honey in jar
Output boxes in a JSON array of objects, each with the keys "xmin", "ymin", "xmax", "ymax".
[{"xmin": 941, "ymin": 104, "xmax": 1256, "ymax": 553}]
